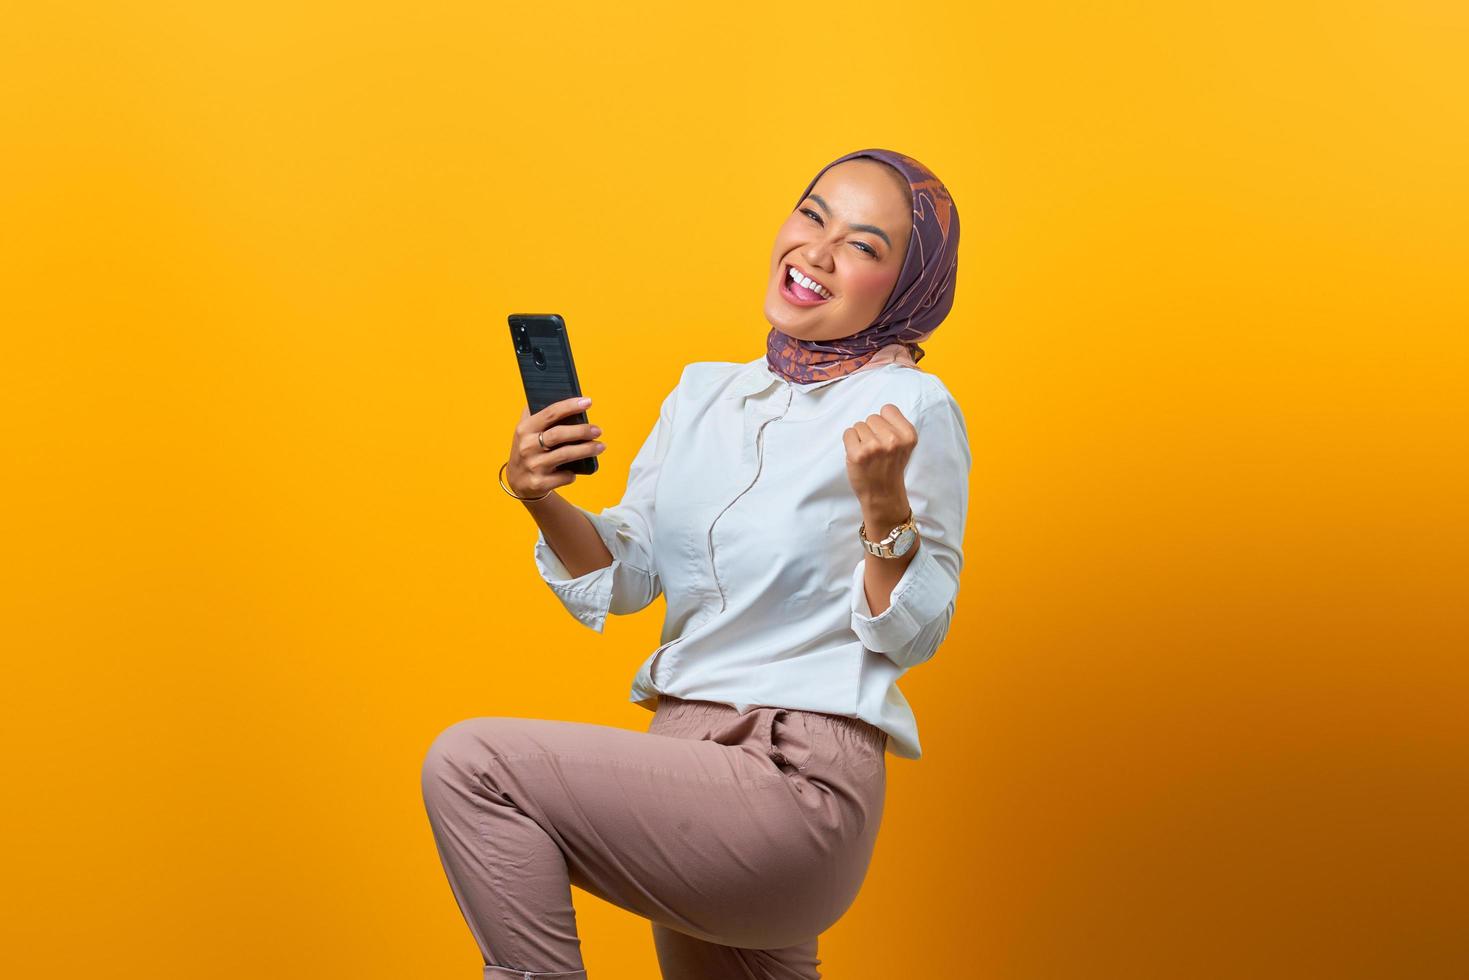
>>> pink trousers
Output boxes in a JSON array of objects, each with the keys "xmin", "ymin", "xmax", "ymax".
[{"xmin": 420, "ymin": 694, "xmax": 889, "ymax": 979}]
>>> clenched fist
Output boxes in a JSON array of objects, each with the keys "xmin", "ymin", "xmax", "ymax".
[{"xmin": 842, "ymin": 403, "xmax": 916, "ymax": 518}]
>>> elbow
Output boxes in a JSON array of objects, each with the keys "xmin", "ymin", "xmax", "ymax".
[{"xmin": 606, "ymin": 560, "xmax": 663, "ymax": 616}]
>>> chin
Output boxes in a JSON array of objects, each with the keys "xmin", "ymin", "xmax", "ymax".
[
  {"xmin": 765, "ymin": 290, "xmax": 822, "ymax": 336},
  {"xmin": 764, "ymin": 308, "xmax": 816, "ymax": 340}
]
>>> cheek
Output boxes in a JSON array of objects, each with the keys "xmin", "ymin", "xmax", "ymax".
[
  {"xmin": 844, "ymin": 266, "xmax": 900, "ymax": 306},
  {"xmin": 773, "ymin": 222, "xmax": 803, "ymax": 254}
]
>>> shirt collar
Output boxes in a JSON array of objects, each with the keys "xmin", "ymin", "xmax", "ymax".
[{"xmin": 724, "ymin": 357, "xmax": 851, "ymax": 401}]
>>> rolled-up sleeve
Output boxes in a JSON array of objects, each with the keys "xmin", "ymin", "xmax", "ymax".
[
  {"xmin": 849, "ymin": 385, "xmax": 971, "ymax": 668},
  {"xmin": 533, "ymin": 382, "xmax": 677, "ymax": 632}
]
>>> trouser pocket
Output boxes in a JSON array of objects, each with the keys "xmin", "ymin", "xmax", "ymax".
[{"xmin": 767, "ymin": 708, "xmax": 813, "ymax": 776}]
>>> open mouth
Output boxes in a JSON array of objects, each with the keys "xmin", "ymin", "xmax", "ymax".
[{"xmin": 781, "ymin": 264, "xmax": 831, "ymax": 305}]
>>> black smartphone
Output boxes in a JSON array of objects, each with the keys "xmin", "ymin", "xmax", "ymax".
[{"xmin": 507, "ymin": 313, "xmax": 597, "ymax": 475}]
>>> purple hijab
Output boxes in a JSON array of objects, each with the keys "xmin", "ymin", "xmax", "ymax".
[{"xmin": 767, "ymin": 148, "xmax": 960, "ymax": 384}]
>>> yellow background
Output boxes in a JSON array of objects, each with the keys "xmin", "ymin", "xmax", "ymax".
[{"xmin": 3, "ymin": 2, "xmax": 1466, "ymax": 977}]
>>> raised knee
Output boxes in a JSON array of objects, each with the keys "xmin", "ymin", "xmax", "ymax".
[{"xmin": 421, "ymin": 717, "xmax": 494, "ymax": 791}]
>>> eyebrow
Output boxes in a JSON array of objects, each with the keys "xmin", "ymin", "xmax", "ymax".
[{"xmin": 805, "ymin": 194, "xmax": 892, "ymax": 248}]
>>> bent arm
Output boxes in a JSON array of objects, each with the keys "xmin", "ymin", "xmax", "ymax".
[
  {"xmin": 526, "ymin": 379, "xmax": 679, "ymax": 631},
  {"xmin": 849, "ymin": 387, "xmax": 971, "ymax": 669}
]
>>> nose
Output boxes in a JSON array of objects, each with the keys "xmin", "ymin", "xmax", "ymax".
[{"xmin": 799, "ymin": 240, "xmax": 837, "ymax": 271}]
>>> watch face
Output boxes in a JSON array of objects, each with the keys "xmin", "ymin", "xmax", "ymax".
[{"xmin": 892, "ymin": 527, "xmax": 917, "ymax": 556}]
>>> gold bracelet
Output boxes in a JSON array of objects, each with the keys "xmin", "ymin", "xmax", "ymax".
[{"xmin": 498, "ymin": 461, "xmax": 552, "ymax": 501}]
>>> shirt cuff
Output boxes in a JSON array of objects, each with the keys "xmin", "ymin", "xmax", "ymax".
[
  {"xmin": 849, "ymin": 541, "xmax": 953, "ymax": 654},
  {"xmin": 533, "ymin": 528, "xmax": 616, "ymax": 633}
]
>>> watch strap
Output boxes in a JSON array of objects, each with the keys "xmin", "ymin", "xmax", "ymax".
[{"xmin": 859, "ymin": 510, "xmax": 917, "ymax": 558}]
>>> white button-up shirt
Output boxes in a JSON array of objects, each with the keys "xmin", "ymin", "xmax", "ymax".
[{"xmin": 532, "ymin": 355, "xmax": 971, "ymax": 759}]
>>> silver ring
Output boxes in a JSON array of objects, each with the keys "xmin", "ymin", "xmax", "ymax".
[{"xmin": 537, "ymin": 431, "xmax": 548, "ymax": 452}]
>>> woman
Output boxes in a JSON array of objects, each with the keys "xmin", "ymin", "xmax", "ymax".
[{"xmin": 422, "ymin": 148, "xmax": 968, "ymax": 979}]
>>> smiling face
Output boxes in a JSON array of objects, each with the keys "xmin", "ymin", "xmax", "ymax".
[{"xmin": 764, "ymin": 158, "xmax": 914, "ymax": 343}]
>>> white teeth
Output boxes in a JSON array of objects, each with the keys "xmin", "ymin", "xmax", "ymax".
[{"xmin": 787, "ymin": 265, "xmax": 831, "ymax": 299}]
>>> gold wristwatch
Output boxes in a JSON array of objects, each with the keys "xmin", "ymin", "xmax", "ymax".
[{"xmin": 859, "ymin": 510, "xmax": 919, "ymax": 559}]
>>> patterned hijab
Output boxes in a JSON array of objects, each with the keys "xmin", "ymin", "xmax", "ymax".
[{"xmin": 767, "ymin": 148, "xmax": 960, "ymax": 384}]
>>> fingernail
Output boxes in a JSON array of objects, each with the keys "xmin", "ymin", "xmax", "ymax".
[
  {"xmin": 578, "ymin": 397, "xmax": 591, "ymax": 407},
  {"xmin": 589, "ymin": 426, "xmax": 602, "ymax": 435},
  {"xmin": 594, "ymin": 442, "xmax": 605, "ymax": 450}
]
